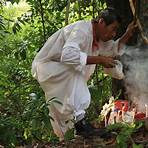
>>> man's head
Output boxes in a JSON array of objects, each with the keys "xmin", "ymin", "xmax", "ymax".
[{"xmin": 93, "ymin": 7, "xmax": 122, "ymax": 42}]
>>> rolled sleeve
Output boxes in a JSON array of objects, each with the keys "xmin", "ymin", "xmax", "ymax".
[
  {"xmin": 61, "ymin": 25, "xmax": 88, "ymax": 72},
  {"xmin": 75, "ymin": 51, "xmax": 87, "ymax": 72},
  {"xmin": 61, "ymin": 45, "xmax": 87, "ymax": 72},
  {"xmin": 80, "ymin": 51, "xmax": 87, "ymax": 66}
]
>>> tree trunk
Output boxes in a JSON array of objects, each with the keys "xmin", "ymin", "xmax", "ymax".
[
  {"xmin": 138, "ymin": 0, "xmax": 148, "ymax": 45},
  {"xmin": 105, "ymin": 0, "xmax": 147, "ymax": 99}
]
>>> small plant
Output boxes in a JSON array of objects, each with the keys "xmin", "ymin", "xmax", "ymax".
[
  {"xmin": 106, "ymin": 122, "xmax": 144, "ymax": 148},
  {"xmin": 23, "ymin": 96, "xmax": 62, "ymax": 143}
]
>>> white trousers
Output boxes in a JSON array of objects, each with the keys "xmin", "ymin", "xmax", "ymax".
[{"xmin": 40, "ymin": 70, "xmax": 90, "ymax": 139}]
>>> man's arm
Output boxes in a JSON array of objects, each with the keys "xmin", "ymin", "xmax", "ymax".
[
  {"xmin": 119, "ymin": 21, "xmax": 137, "ymax": 46},
  {"xmin": 87, "ymin": 56, "xmax": 117, "ymax": 68}
]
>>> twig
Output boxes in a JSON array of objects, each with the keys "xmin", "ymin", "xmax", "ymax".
[{"xmin": 65, "ymin": 0, "xmax": 70, "ymax": 25}]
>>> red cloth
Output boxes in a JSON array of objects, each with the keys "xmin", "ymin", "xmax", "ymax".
[{"xmin": 114, "ymin": 100, "xmax": 129, "ymax": 111}]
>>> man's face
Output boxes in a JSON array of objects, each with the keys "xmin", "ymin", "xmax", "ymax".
[{"xmin": 97, "ymin": 19, "xmax": 119, "ymax": 42}]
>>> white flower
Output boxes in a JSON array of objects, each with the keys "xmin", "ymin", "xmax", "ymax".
[{"xmin": 100, "ymin": 96, "xmax": 115, "ymax": 119}]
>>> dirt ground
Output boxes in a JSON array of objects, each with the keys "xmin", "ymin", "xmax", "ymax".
[{"xmin": 29, "ymin": 129, "xmax": 148, "ymax": 148}]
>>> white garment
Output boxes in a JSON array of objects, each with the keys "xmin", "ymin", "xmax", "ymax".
[{"xmin": 32, "ymin": 20, "xmax": 121, "ymax": 139}]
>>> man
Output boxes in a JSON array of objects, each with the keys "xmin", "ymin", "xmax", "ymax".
[{"xmin": 32, "ymin": 7, "xmax": 136, "ymax": 140}]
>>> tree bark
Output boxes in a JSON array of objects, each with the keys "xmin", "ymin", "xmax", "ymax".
[
  {"xmin": 106, "ymin": 0, "xmax": 148, "ymax": 100},
  {"xmin": 105, "ymin": 0, "xmax": 139, "ymax": 99},
  {"xmin": 138, "ymin": 0, "xmax": 148, "ymax": 45}
]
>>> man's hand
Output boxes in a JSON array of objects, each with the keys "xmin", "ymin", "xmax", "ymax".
[
  {"xmin": 99, "ymin": 57, "xmax": 117, "ymax": 68},
  {"xmin": 87, "ymin": 56, "xmax": 117, "ymax": 68},
  {"xmin": 119, "ymin": 21, "xmax": 137, "ymax": 46},
  {"xmin": 126, "ymin": 21, "xmax": 138, "ymax": 38}
]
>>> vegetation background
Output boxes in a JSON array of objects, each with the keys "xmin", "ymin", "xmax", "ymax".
[{"xmin": 0, "ymin": 0, "xmax": 147, "ymax": 147}]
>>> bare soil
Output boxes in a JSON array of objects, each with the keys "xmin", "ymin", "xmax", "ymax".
[{"xmin": 28, "ymin": 128, "xmax": 148, "ymax": 148}]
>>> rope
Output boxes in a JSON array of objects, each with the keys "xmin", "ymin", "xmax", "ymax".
[{"xmin": 129, "ymin": 0, "xmax": 148, "ymax": 44}]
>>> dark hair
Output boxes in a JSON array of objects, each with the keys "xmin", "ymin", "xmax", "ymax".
[{"xmin": 93, "ymin": 7, "xmax": 122, "ymax": 25}]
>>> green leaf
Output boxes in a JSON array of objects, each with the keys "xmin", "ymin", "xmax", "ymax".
[{"xmin": 132, "ymin": 143, "xmax": 143, "ymax": 148}]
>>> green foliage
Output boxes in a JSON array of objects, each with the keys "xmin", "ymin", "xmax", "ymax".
[
  {"xmin": 87, "ymin": 65, "xmax": 112, "ymax": 120},
  {"xmin": 0, "ymin": 116, "xmax": 19, "ymax": 147},
  {"xmin": 64, "ymin": 128, "xmax": 75, "ymax": 141},
  {"xmin": 50, "ymin": 0, "xmax": 68, "ymax": 11},
  {"xmin": 0, "ymin": 94, "xmax": 56, "ymax": 146},
  {"xmin": 0, "ymin": 14, "xmax": 9, "ymax": 39},
  {"xmin": 107, "ymin": 122, "xmax": 144, "ymax": 148},
  {"xmin": 0, "ymin": 0, "xmax": 113, "ymax": 146},
  {"xmin": 22, "ymin": 96, "xmax": 61, "ymax": 142}
]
